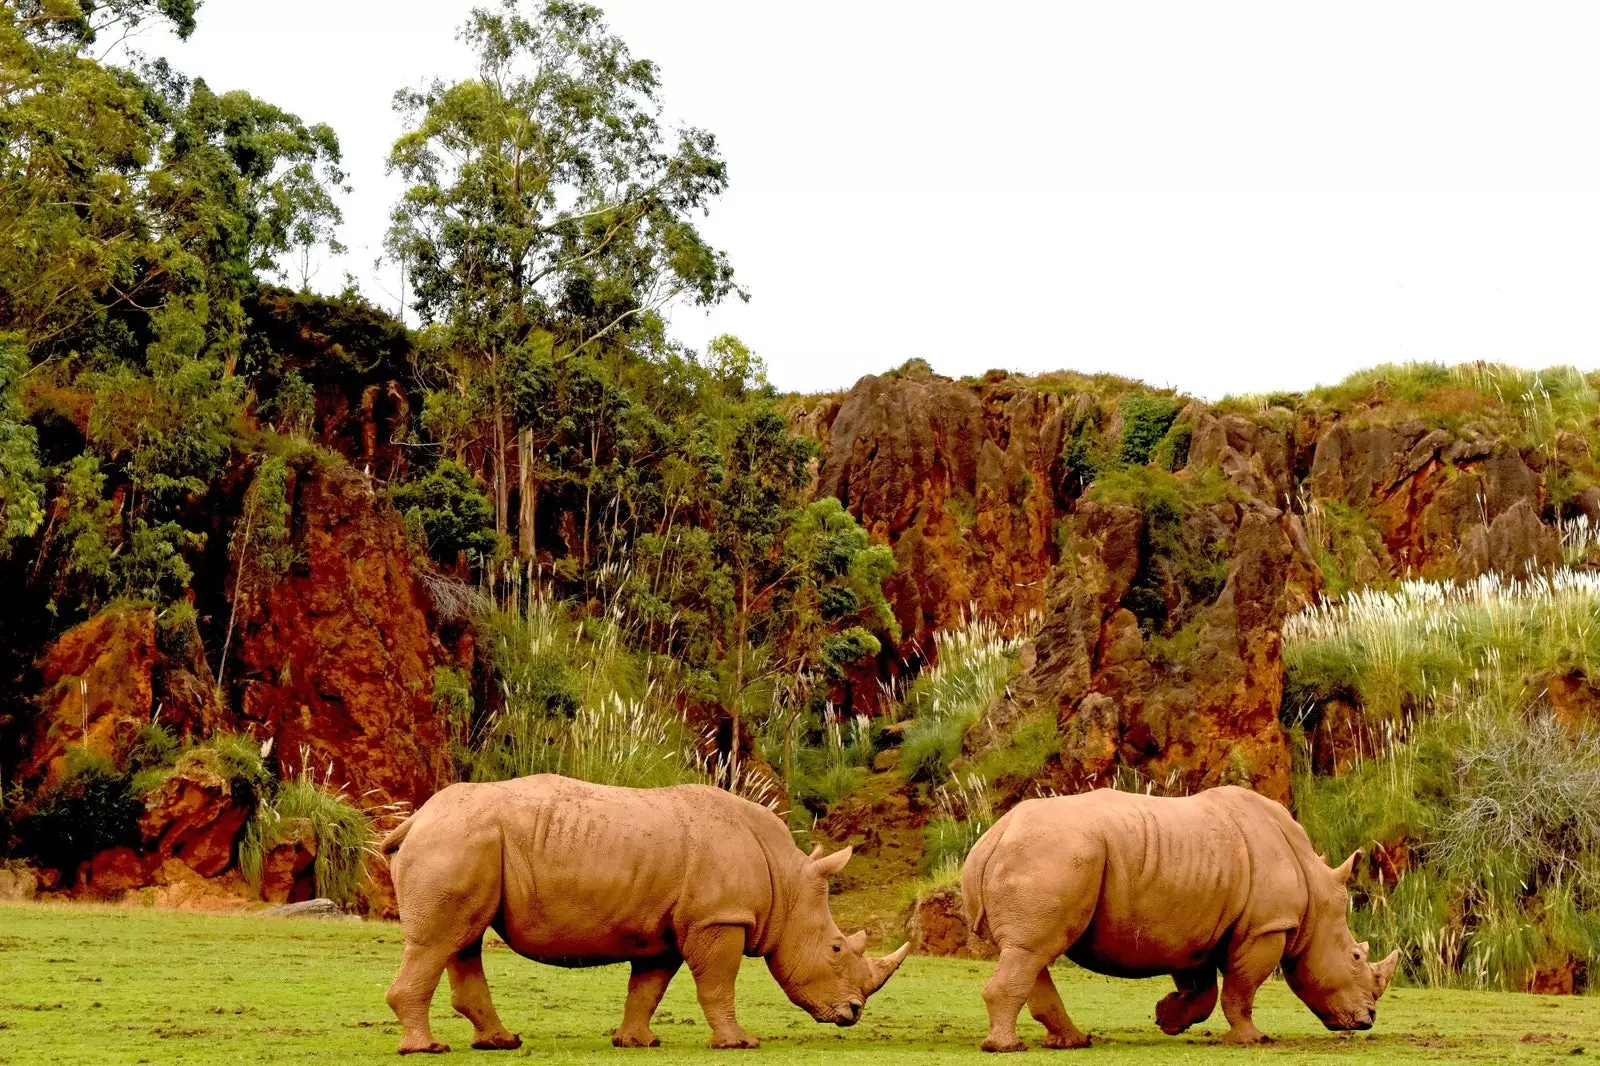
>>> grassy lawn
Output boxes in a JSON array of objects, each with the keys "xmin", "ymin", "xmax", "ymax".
[{"xmin": 0, "ymin": 903, "xmax": 1594, "ymax": 1065}]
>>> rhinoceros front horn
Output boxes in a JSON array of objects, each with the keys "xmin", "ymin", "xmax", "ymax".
[{"xmin": 866, "ymin": 943, "xmax": 910, "ymax": 996}]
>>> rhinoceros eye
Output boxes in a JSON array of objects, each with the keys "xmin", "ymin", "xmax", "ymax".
[{"xmin": 832, "ymin": 944, "xmax": 841, "ymax": 953}]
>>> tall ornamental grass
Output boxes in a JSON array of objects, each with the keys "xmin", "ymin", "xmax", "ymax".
[
  {"xmin": 898, "ymin": 614, "xmax": 1026, "ymax": 783},
  {"xmin": 1284, "ymin": 569, "xmax": 1600, "ymax": 721},
  {"xmin": 1287, "ymin": 571, "xmax": 1600, "ymax": 991},
  {"xmin": 455, "ymin": 586, "xmax": 781, "ymax": 810}
]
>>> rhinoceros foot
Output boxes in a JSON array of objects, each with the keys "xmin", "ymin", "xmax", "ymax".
[
  {"xmin": 396, "ymin": 1039, "xmax": 450, "ymax": 1054},
  {"xmin": 1038, "ymin": 1032, "xmax": 1091, "ymax": 1049},
  {"xmin": 1221, "ymin": 1026, "xmax": 1271, "ymax": 1046},
  {"xmin": 612, "ymin": 1030, "xmax": 661, "ymax": 1048},
  {"xmin": 708, "ymin": 1033, "xmax": 760, "ymax": 1050},
  {"xmin": 470, "ymin": 1032, "xmax": 522, "ymax": 1051},
  {"xmin": 980, "ymin": 1037, "xmax": 1028, "ymax": 1053}
]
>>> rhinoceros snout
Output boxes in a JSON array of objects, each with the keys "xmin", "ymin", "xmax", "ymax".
[{"xmin": 833, "ymin": 1000, "xmax": 863, "ymax": 1026}]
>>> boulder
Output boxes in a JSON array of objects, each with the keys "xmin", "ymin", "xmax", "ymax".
[
  {"xmin": 905, "ymin": 884, "xmax": 995, "ymax": 959},
  {"xmin": 268, "ymin": 897, "xmax": 349, "ymax": 919},
  {"xmin": 138, "ymin": 767, "xmax": 249, "ymax": 878},
  {"xmin": 257, "ymin": 817, "xmax": 318, "ymax": 905}
]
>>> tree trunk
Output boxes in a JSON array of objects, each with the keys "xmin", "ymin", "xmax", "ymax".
[{"xmin": 518, "ymin": 427, "xmax": 537, "ymax": 558}]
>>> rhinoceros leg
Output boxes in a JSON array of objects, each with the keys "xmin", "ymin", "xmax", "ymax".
[
  {"xmin": 447, "ymin": 938, "xmax": 522, "ymax": 1051},
  {"xmin": 388, "ymin": 941, "xmax": 455, "ymax": 1054},
  {"xmin": 1027, "ymin": 968, "xmax": 1091, "ymax": 1049},
  {"xmin": 980, "ymin": 948, "xmax": 1054, "ymax": 1052},
  {"xmin": 1219, "ymin": 932, "xmax": 1286, "ymax": 1045},
  {"xmin": 613, "ymin": 953, "xmax": 683, "ymax": 1048},
  {"xmin": 683, "ymin": 925, "xmax": 759, "ymax": 1049},
  {"xmin": 1155, "ymin": 966, "xmax": 1218, "ymax": 1035}
]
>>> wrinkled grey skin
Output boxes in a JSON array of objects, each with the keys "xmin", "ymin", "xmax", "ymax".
[
  {"xmin": 381, "ymin": 775, "xmax": 908, "ymax": 1054},
  {"xmin": 962, "ymin": 786, "xmax": 1398, "ymax": 1050}
]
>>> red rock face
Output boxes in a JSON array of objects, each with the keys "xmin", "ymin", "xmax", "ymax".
[
  {"xmin": 137, "ymin": 767, "xmax": 249, "ymax": 878},
  {"xmin": 1015, "ymin": 498, "xmax": 1297, "ymax": 803},
  {"xmin": 228, "ymin": 464, "xmax": 451, "ymax": 807},
  {"xmin": 18, "ymin": 605, "xmax": 157, "ymax": 788},
  {"xmin": 258, "ymin": 817, "xmax": 318, "ymax": 905},
  {"xmin": 812, "ymin": 368, "xmax": 1066, "ymax": 666}
]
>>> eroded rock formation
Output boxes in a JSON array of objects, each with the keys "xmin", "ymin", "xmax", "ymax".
[{"xmin": 229, "ymin": 464, "xmax": 452, "ymax": 807}]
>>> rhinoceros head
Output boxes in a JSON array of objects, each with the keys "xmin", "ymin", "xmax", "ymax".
[
  {"xmin": 764, "ymin": 845, "xmax": 909, "ymax": 1026},
  {"xmin": 1282, "ymin": 850, "xmax": 1400, "ymax": 1031}
]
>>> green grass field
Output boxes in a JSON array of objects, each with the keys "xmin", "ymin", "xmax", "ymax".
[{"xmin": 0, "ymin": 904, "xmax": 1594, "ymax": 1065}]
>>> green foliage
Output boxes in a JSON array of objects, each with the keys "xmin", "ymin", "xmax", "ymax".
[
  {"xmin": 770, "ymin": 705, "xmax": 875, "ymax": 816},
  {"xmin": 969, "ymin": 711, "xmax": 1058, "ymax": 791},
  {"xmin": 456, "ymin": 597, "xmax": 701, "ymax": 790},
  {"xmin": 17, "ymin": 751, "xmax": 142, "ymax": 872},
  {"xmin": 240, "ymin": 777, "xmax": 372, "ymax": 907},
  {"xmin": 1117, "ymin": 391, "xmax": 1181, "ymax": 467},
  {"xmin": 0, "ymin": 334, "xmax": 44, "ymax": 553},
  {"xmin": 898, "ymin": 618, "xmax": 1023, "ymax": 784},
  {"xmin": 390, "ymin": 461, "xmax": 502, "ymax": 567},
  {"xmin": 1302, "ymin": 498, "xmax": 1388, "ymax": 599},
  {"xmin": 1147, "ymin": 417, "xmax": 1193, "ymax": 472},
  {"xmin": 1088, "ymin": 466, "xmax": 1243, "ymax": 636}
]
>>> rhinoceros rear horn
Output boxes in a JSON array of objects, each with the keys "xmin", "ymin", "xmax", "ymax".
[
  {"xmin": 865, "ymin": 942, "xmax": 910, "ymax": 996},
  {"xmin": 1330, "ymin": 849, "xmax": 1363, "ymax": 884},
  {"xmin": 845, "ymin": 929, "xmax": 868, "ymax": 954},
  {"xmin": 811, "ymin": 845, "xmax": 853, "ymax": 878},
  {"xmin": 1371, "ymin": 949, "xmax": 1400, "ymax": 996}
]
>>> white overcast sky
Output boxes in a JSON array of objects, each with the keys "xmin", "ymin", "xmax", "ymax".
[{"xmin": 142, "ymin": 1, "xmax": 1600, "ymax": 398}]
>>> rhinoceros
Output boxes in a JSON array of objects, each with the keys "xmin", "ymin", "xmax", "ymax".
[
  {"xmin": 380, "ymin": 774, "xmax": 908, "ymax": 1054},
  {"xmin": 961, "ymin": 785, "xmax": 1398, "ymax": 1050}
]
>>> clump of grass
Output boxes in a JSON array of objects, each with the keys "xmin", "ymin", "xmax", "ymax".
[
  {"xmin": 898, "ymin": 616, "xmax": 1024, "ymax": 784},
  {"xmin": 774, "ymin": 704, "xmax": 875, "ymax": 815},
  {"xmin": 240, "ymin": 774, "xmax": 375, "ymax": 908},
  {"xmin": 1294, "ymin": 699, "xmax": 1600, "ymax": 991}
]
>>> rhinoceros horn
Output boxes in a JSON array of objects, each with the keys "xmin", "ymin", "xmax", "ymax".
[
  {"xmin": 1371, "ymin": 949, "xmax": 1400, "ymax": 995},
  {"xmin": 1330, "ymin": 849, "xmax": 1363, "ymax": 884},
  {"xmin": 866, "ymin": 943, "xmax": 910, "ymax": 995}
]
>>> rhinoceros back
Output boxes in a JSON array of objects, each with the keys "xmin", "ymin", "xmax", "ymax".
[{"xmin": 393, "ymin": 775, "xmax": 786, "ymax": 966}]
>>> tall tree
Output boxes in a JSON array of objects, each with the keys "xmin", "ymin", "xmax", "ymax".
[{"xmin": 385, "ymin": 0, "xmax": 742, "ymax": 545}]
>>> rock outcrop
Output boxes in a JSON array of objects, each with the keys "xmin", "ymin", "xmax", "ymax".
[
  {"xmin": 1010, "ymin": 485, "xmax": 1297, "ymax": 803},
  {"xmin": 228, "ymin": 464, "xmax": 452, "ymax": 807},
  {"xmin": 810, "ymin": 367, "xmax": 1070, "ymax": 666},
  {"xmin": 17, "ymin": 605, "xmax": 157, "ymax": 788}
]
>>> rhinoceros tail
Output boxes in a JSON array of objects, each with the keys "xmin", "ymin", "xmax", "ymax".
[
  {"xmin": 380, "ymin": 814, "xmax": 417, "ymax": 858},
  {"xmin": 961, "ymin": 816, "xmax": 1005, "ymax": 941}
]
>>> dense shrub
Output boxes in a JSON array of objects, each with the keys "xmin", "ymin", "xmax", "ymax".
[
  {"xmin": 18, "ymin": 752, "xmax": 142, "ymax": 873},
  {"xmin": 389, "ymin": 461, "xmax": 501, "ymax": 567}
]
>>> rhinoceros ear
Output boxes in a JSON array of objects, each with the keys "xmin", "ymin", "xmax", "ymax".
[
  {"xmin": 1371, "ymin": 949, "xmax": 1400, "ymax": 996},
  {"xmin": 845, "ymin": 929, "xmax": 868, "ymax": 954},
  {"xmin": 1330, "ymin": 849, "xmax": 1363, "ymax": 884},
  {"xmin": 811, "ymin": 846, "xmax": 853, "ymax": 878}
]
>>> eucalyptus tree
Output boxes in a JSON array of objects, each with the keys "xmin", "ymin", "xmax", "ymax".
[{"xmin": 385, "ymin": 0, "xmax": 742, "ymax": 546}]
